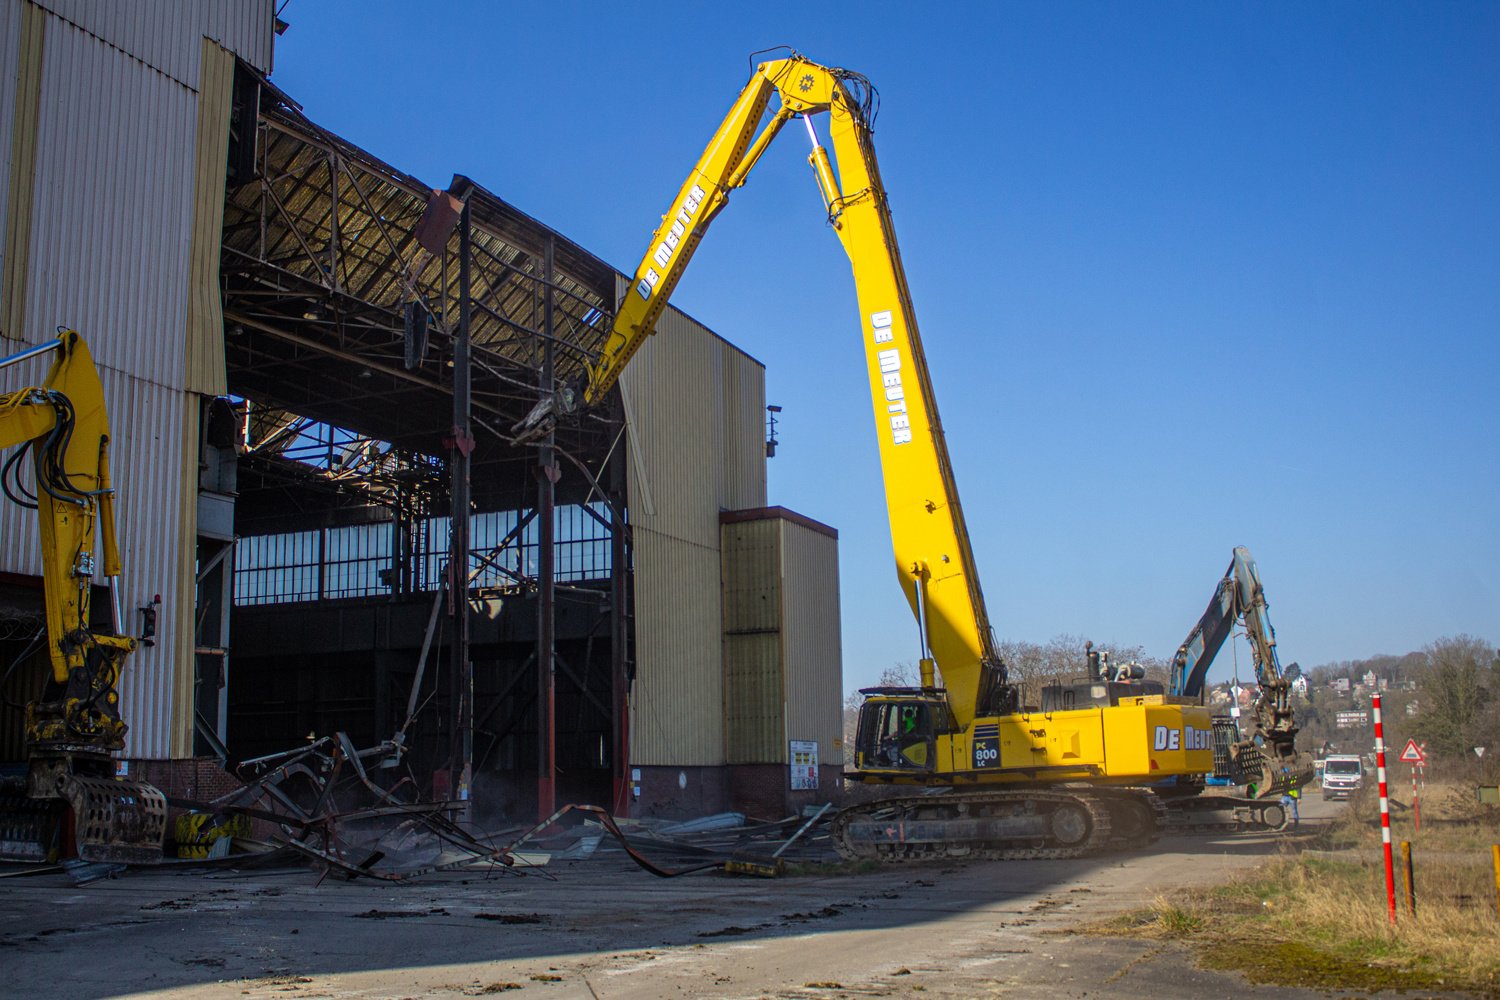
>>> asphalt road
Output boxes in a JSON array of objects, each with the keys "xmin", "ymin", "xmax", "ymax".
[{"xmin": 4, "ymin": 797, "xmax": 1364, "ymax": 1000}]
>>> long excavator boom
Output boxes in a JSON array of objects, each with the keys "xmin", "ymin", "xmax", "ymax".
[
  {"xmin": 593, "ymin": 51, "xmax": 1248, "ymax": 858},
  {"xmin": 587, "ymin": 53, "xmax": 1007, "ymax": 726}
]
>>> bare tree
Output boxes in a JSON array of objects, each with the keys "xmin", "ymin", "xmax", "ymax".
[
  {"xmin": 843, "ymin": 662, "xmax": 921, "ymax": 763},
  {"xmin": 1411, "ymin": 634, "xmax": 1495, "ymax": 758}
]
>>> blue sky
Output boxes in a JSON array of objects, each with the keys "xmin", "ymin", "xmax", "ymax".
[{"xmin": 270, "ymin": 2, "xmax": 1499, "ymax": 691}]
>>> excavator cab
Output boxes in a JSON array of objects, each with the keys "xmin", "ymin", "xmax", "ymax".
[{"xmin": 853, "ymin": 690, "xmax": 953, "ymax": 772}]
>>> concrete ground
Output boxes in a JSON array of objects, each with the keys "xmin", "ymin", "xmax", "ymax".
[{"xmin": 4, "ymin": 797, "xmax": 1369, "ymax": 1000}]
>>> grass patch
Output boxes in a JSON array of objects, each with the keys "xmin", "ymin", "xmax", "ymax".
[
  {"xmin": 1094, "ymin": 788, "xmax": 1500, "ymax": 996},
  {"xmin": 1315, "ymin": 781, "xmax": 1500, "ymax": 853},
  {"xmin": 1115, "ymin": 855, "xmax": 1499, "ymax": 993}
]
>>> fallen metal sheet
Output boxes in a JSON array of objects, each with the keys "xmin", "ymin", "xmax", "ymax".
[
  {"xmin": 509, "ymin": 805, "xmax": 723, "ymax": 879},
  {"xmin": 653, "ymin": 812, "xmax": 747, "ymax": 836}
]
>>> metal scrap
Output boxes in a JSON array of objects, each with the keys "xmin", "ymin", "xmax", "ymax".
[{"xmin": 175, "ymin": 730, "xmax": 522, "ymax": 883}]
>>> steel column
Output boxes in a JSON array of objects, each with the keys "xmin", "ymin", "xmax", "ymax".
[
  {"xmin": 610, "ymin": 394, "xmax": 631, "ymax": 816},
  {"xmin": 450, "ymin": 198, "xmax": 474, "ymax": 818},
  {"xmin": 537, "ymin": 235, "xmax": 557, "ymax": 821}
]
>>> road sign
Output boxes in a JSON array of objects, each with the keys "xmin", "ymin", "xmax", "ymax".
[
  {"xmin": 1477, "ymin": 746, "xmax": 1487, "ymax": 759},
  {"xmin": 1399, "ymin": 739, "xmax": 1425, "ymax": 764}
]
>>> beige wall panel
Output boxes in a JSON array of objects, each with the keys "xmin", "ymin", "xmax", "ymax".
[
  {"xmin": 21, "ymin": 18, "xmax": 195, "ymax": 387},
  {"xmin": 0, "ymin": 0, "xmax": 24, "ymax": 327},
  {"xmin": 622, "ymin": 284, "xmax": 771, "ymax": 767},
  {"xmin": 623, "ymin": 304, "xmax": 724, "ymax": 765},
  {"xmin": 719, "ymin": 346, "xmax": 766, "ymax": 510},
  {"xmin": 780, "ymin": 521, "xmax": 843, "ymax": 763},
  {"xmin": 1, "ymin": 0, "xmax": 42, "ymax": 343},
  {"xmin": 34, "ymin": 0, "xmax": 273, "ymax": 83},
  {"xmin": 723, "ymin": 631, "xmax": 783, "ymax": 764},
  {"xmin": 627, "ymin": 529, "xmax": 725, "ymax": 766},
  {"xmin": 185, "ymin": 38, "xmax": 233, "ymax": 396}
]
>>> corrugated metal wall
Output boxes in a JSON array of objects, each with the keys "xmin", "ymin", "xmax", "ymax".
[
  {"xmin": 31, "ymin": 0, "xmax": 273, "ymax": 84},
  {"xmin": 621, "ymin": 279, "xmax": 768, "ymax": 767},
  {"xmin": 0, "ymin": 1, "xmax": 273, "ymax": 757},
  {"xmin": 780, "ymin": 520, "xmax": 843, "ymax": 764},
  {"xmin": 721, "ymin": 518, "xmax": 783, "ymax": 763},
  {"xmin": 24, "ymin": 15, "xmax": 196, "ymax": 381}
]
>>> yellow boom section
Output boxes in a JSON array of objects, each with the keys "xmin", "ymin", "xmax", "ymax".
[
  {"xmin": 588, "ymin": 55, "xmax": 1000, "ymax": 726},
  {"xmin": 0, "ymin": 331, "xmax": 133, "ymax": 750}
]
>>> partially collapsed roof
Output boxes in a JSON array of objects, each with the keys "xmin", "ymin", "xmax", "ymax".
[{"xmin": 221, "ymin": 81, "xmax": 625, "ymax": 525}]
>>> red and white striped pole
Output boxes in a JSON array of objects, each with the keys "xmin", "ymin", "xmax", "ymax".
[
  {"xmin": 1374, "ymin": 694, "xmax": 1396, "ymax": 923},
  {"xmin": 1412, "ymin": 762, "xmax": 1421, "ymax": 831}
]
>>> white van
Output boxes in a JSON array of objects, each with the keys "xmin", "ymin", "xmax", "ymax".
[{"xmin": 1321, "ymin": 754, "xmax": 1364, "ymax": 800}]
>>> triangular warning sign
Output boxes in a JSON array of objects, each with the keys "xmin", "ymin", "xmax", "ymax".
[{"xmin": 1398, "ymin": 739, "xmax": 1425, "ymax": 764}]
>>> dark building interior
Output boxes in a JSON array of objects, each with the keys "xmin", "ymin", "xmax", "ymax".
[{"xmin": 206, "ymin": 83, "xmax": 635, "ymax": 817}]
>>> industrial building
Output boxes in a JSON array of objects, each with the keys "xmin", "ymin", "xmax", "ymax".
[{"xmin": 0, "ymin": 0, "xmax": 842, "ymax": 823}]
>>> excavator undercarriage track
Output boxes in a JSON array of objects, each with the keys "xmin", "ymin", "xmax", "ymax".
[
  {"xmin": 1158, "ymin": 793, "xmax": 1288, "ymax": 834},
  {"xmin": 832, "ymin": 787, "xmax": 1167, "ymax": 862}
]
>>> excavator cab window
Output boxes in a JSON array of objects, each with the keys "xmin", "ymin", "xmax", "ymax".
[{"xmin": 855, "ymin": 699, "xmax": 937, "ymax": 771}]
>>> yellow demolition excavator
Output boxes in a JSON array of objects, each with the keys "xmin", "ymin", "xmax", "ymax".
[
  {"xmin": 0, "ymin": 330, "xmax": 166, "ymax": 863},
  {"xmin": 560, "ymin": 50, "xmax": 1302, "ymax": 858}
]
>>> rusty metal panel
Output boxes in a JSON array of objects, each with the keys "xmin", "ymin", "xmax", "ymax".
[
  {"xmin": 721, "ymin": 517, "xmax": 780, "ymax": 634},
  {"xmin": 723, "ymin": 632, "xmax": 784, "ymax": 765},
  {"xmin": 779, "ymin": 518, "xmax": 844, "ymax": 765},
  {"xmin": 20, "ymin": 17, "xmax": 196, "ymax": 386},
  {"xmin": 721, "ymin": 517, "xmax": 784, "ymax": 764},
  {"xmin": 32, "ymin": 0, "xmax": 274, "ymax": 83}
]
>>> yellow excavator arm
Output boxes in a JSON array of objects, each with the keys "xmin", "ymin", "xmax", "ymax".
[
  {"xmin": 587, "ymin": 53, "xmax": 1006, "ymax": 726},
  {"xmin": 1, "ymin": 330, "xmax": 165, "ymax": 866},
  {"xmin": 0, "ymin": 330, "xmax": 133, "ymax": 752}
]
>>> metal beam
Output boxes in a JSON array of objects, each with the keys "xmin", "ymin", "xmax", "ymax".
[
  {"xmin": 450, "ymin": 197, "xmax": 474, "ymax": 821},
  {"xmin": 537, "ymin": 233, "xmax": 557, "ymax": 822}
]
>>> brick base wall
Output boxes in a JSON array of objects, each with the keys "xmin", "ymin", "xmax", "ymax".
[
  {"xmin": 124, "ymin": 757, "xmax": 244, "ymax": 804},
  {"xmin": 630, "ymin": 763, "xmax": 848, "ymax": 820},
  {"xmin": 729, "ymin": 763, "xmax": 845, "ymax": 819},
  {"xmin": 123, "ymin": 757, "xmax": 250, "ymax": 846},
  {"xmin": 630, "ymin": 764, "xmax": 731, "ymax": 819}
]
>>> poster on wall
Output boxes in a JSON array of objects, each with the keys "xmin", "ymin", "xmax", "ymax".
[{"xmin": 789, "ymin": 740, "xmax": 819, "ymax": 790}]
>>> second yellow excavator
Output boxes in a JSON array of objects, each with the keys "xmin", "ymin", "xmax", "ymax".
[
  {"xmin": 0, "ymin": 331, "xmax": 166, "ymax": 863},
  {"xmin": 582, "ymin": 50, "xmax": 1297, "ymax": 858}
]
